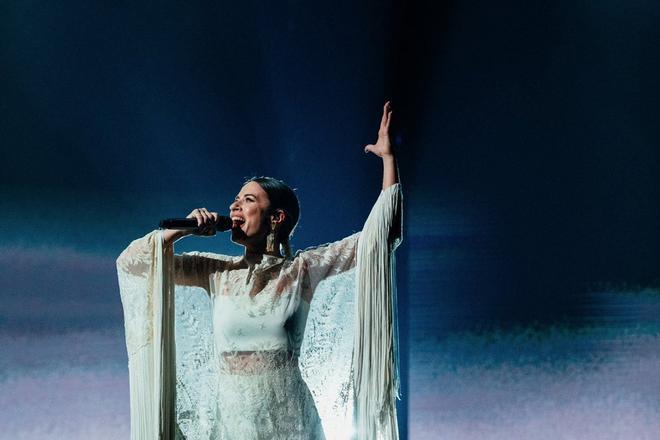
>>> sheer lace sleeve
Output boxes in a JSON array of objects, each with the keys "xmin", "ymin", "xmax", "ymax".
[
  {"xmin": 298, "ymin": 184, "xmax": 403, "ymax": 439},
  {"xmin": 116, "ymin": 230, "xmax": 159, "ymax": 279},
  {"xmin": 116, "ymin": 229, "xmax": 231, "ymax": 294},
  {"xmin": 171, "ymin": 250, "xmax": 233, "ymax": 293},
  {"xmin": 297, "ymin": 232, "xmax": 360, "ymax": 302},
  {"xmin": 297, "ymin": 183, "xmax": 403, "ymax": 303},
  {"xmin": 116, "ymin": 230, "xmax": 161, "ymax": 356}
]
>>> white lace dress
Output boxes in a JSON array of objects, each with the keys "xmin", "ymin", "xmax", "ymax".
[{"xmin": 116, "ymin": 183, "xmax": 402, "ymax": 440}]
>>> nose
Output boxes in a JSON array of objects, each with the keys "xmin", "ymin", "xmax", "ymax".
[{"xmin": 230, "ymin": 199, "xmax": 241, "ymax": 212}]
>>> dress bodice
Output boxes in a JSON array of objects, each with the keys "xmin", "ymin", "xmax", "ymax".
[
  {"xmin": 209, "ymin": 255, "xmax": 303, "ymax": 355},
  {"xmin": 171, "ymin": 232, "xmax": 361, "ymax": 361}
]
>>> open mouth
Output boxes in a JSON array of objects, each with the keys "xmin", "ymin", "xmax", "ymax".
[{"xmin": 231, "ymin": 218, "xmax": 246, "ymax": 229}]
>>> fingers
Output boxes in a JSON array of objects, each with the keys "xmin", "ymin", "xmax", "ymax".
[
  {"xmin": 380, "ymin": 101, "xmax": 389, "ymax": 127},
  {"xmin": 198, "ymin": 208, "xmax": 218, "ymax": 235},
  {"xmin": 188, "ymin": 208, "xmax": 218, "ymax": 236},
  {"xmin": 380, "ymin": 101, "xmax": 392, "ymax": 131}
]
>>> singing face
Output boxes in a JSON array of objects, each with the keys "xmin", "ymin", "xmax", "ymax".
[{"xmin": 229, "ymin": 181, "xmax": 272, "ymax": 247}]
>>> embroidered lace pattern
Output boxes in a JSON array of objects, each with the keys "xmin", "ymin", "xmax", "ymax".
[{"xmin": 213, "ymin": 353, "xmax": 325, "ymax": 440}]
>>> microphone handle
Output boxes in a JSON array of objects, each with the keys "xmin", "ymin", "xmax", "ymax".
[{"xmin": 159, "ymin": 216, "xmax": 233, "ymax": 232}]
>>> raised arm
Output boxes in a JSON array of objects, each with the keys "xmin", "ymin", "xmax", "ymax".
[
  {"xmin": 355, "ymin": 103, "xmax": 403, "ymax": 439},
  {"xmin": 299, "ymin": 102, "xmax": 402, "ymax": 302}
]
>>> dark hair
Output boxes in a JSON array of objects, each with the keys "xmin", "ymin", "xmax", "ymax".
[{"xmin": 244, "ymin": 176, "xmax": 300, "ymax": 258}]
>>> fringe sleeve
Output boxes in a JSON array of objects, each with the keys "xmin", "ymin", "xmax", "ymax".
[
  {"xmin": 116, "ymin": 230, "xmax": 176, "ymax": 439},
  {"xmin": 353, "ymin": 182, "xmax": 403, "ymax": 440}
]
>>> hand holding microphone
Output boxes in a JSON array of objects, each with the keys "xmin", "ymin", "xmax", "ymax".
[{"xmin": 160, "ymin": 208, "xmax": 232, "ymax": 236}]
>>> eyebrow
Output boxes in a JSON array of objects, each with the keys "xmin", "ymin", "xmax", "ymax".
[{"xmin": 235, "ymin": 193, "xmax": 258, "ymax": 199}]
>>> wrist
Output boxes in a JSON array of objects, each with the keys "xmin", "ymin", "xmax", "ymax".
[
  {"xmin": 382, "ymin": 153, "xmax": 396, "ymax": 162},
  {"xmin": 180, "ymin": 229, "xmax": 194, "ymax": 238}
]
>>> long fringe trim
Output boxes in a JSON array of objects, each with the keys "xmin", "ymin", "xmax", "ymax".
[
  {"xmin": 126, "ymin": 231, "xmax": 176, "ymax": 440},
  {"xmin": 353, "ymin": 184, "xmax": 402, "ymax": 440}
]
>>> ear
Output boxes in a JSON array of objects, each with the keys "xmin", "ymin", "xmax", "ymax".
[{"xmin": 270, "ymin": 209, "xmax": 286, "ymax": 225}]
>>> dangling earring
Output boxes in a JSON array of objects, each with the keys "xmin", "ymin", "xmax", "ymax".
[{"xmin": 266, "ymin": 220, "xmax": 278, "ymax": 253}]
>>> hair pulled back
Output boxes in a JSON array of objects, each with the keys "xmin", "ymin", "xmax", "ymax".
[{"xmin": 245, "ymin": 176, "xmax": 300, "ymax": 258}]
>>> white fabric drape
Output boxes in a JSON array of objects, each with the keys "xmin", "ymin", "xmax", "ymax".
[{"xmin": 116, "ymin": 183, "xmax": 402, "ymax": 440}]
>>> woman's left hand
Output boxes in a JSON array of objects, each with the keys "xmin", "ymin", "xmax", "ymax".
[{"xmin": 364, "ymin": 101, "xmax": 394, "ymax": 158}]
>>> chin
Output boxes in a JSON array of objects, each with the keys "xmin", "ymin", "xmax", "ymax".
[{"xmin": 230, "ymin": 229, "xmax": 246, "ymax": 244}]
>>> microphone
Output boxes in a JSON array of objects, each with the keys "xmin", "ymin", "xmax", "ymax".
[{"xmin": 159, "ymin": 216, "xmax": 233, "ymax": 232}]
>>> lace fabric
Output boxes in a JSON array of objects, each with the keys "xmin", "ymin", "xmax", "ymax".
[
  {"xmin": 116, "ymin": 183, "xmax": 403, "ymax": 440},
  {"xmin": 217, "ymin": 350, "xmax": 297, "ymax": 375},
  {"xmin": 117, "ymin": 232, "xmax": 359, "ymax": 439},
  {"xmin": 174, "ymin": 285, "xmax": 330, "ymax": 439},
  {"xmin": 300, "ymin": 268, "xmax": 358, "ymax": 439},
  {"xmin": 213, "ymin": 358, "xmax": 325, "ymax": 440}
]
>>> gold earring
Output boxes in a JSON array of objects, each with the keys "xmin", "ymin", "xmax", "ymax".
[{"xmin": 266, "ymin": 221, "xmax": 278, "ymax": 253}]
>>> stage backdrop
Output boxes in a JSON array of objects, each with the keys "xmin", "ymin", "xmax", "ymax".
[{"xmin": 1, "ymin": 1, "xmax": 658, "ymax": 439}]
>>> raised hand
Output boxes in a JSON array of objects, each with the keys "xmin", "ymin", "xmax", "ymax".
[{"xmin": 364, "ymin": 101, "xmax": 394, "ymax": 158}]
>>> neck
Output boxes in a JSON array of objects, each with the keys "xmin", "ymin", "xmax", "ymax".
[{"xmin": 244, "ymin": 243, "xmax": 283, "ymax": 261}]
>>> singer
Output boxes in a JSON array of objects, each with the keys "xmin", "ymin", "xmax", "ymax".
[{"xmin": 116, "ymin": 102, "xmax": 402, "ymax": 440}]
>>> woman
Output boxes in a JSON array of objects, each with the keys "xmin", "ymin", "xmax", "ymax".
[{"xmin": 116, "ymin": 102, "xmax": 402, "ymax": 440}]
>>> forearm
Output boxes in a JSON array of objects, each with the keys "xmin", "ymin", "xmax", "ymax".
[
  {"xmin": 381, "ymin": 154, "xmax": 399, "ymax": 190},
  {"xmin": 162, "ymin": 229, "xmax": 190, "ymax": 247}
]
